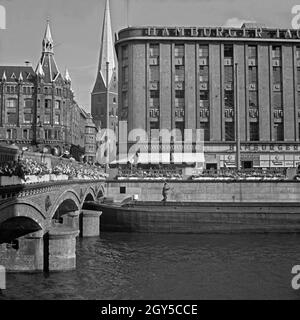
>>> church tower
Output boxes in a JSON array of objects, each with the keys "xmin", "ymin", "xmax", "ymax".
[{"xmin": 91, "ymin": 0, "xmax": 118, "ymax": 132}]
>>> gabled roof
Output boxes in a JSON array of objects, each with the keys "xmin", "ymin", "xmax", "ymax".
[{"xmin": 0, "ymin": 66, "xmax": 35, "ymax": 83}]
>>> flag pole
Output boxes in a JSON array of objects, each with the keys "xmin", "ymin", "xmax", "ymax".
[{"xmin": 235, "ymin": 62, "xmax": 241, "ymax": 170}]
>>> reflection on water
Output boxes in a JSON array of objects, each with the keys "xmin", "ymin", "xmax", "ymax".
[{"xmin": 1, "ymin": 233, "xmax": 300, "ymax": 300}]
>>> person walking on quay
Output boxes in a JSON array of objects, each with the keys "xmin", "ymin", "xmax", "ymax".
[{"xmin": 162, "ymin": 182, "xmax": 170, "ymax": 203}]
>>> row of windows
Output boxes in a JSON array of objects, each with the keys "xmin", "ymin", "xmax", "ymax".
[
  {"xmin": 3, "ymin": 98, "xmax": 62, "ymax": 110},
  {"xmin": 148, "ymin": 122, "xmax": 287, "ymax": 142}
]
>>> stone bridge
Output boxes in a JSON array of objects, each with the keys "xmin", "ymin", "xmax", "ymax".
[{"xmin": 0, "ymin": 180, "xmax": 106, "ymax": 272}]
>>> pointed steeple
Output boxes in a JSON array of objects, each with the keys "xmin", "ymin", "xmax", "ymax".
[
  {"xmin": 98, "ymin": 0, "xmax": 115, "ymax": 88},
  {"xmin": 64, "ymin": 68, "xmax": 71, "ymax": 83},
  {"xmin": 43, "ymin": 20, "xmax": 54, "ymax": 54},
  {"xmin": 36, "ymin": 62, "xmax": 45, "ymax": 78},
  {"xmin": 1, "ymin": 71, "xmax": 6, "ymax": 82},
  {"xmin": 38, "ymin": 21, "xmax": 60, "ymax": 82},
  {"xmin": 18, "ymin": 72, "xmax": 23, "ymax": 82}
]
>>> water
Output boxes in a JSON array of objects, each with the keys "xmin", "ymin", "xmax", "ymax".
[{"xmin": 1, "ymin": 232, "xmax": 300, "ymax": 300}]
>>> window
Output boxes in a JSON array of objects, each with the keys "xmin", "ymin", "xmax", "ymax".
[
  {"xmin": 273, "ymin": 67, "xmax": 281, "ymax": 84},
  {"xmin": 248, "ymin": 45, "xmax": 257, "ymax": 58},
  {"xmin": 224, "ymin": 91, "xmax": 234, "ymax": 108},
  {"xmin": 249, "ymin": 91, "xmax": 258, "ymax": 108},
  {"xmin": 248, "ymin": 66, "xmax": 257, "ymax": 84},
  {"xmin": 149, "ymin": 65, "xmax": 159, "ymax": 82},
  {"xmin": 6, "ymin": 99, "xmax": 17, "ymax": 108},
  {"xmin": 44, "ymin": 114, "xmax": 51, "ymax": 124},
  {"xmin": 175, "ymin": 65, "xmax": 185, "ymax": 82},
  {"xmin": 175, "ymin": 122, "xmax": 184, "ymax": 141},
  {"xmin": 150, "ymin": 121, "xmax": 160, "ymax": 139},
  {"xmin": 122, "ymin": 91, "xmax": 128, "ymax": 108},
  {"xmin": 199, "ymin": 45, "xmax": 209, "ymax": 57},
  {"xmin": 6, "ymin": 129, "xmax": 17, "ymax": 140},
  {"xmin": 24, "ymin": 114, "xmax": 33, "ymax": 124},
  {"xmin": 175, "ymin": 90, "xmax": 185, "ymax": 108},
  {"xmin": 149, "ymin": 44, "xmax": 159, "ymax": 57},
  {"xmin": 45, "ymin": 99, "xmax": 52, "ymax": 110},
  {"xmin": 54, "ymin": 130, "xmax": 61, "ymax": 140},
  {"xmin": 174, "ymin": 44, "xmax": 184, "ymax": 57},
  {"xmin": 45, "ymin": 129, "xmax": 52, "ymax": 140},
  {"xmin": 224, "ymin": 66, "xmax": 233, "ymax": 83},
  {"xmin": 150, "ymin": 90, "xmax": 159, "ymax": 107},
  {"xmin": 55, "ymin": 101, "xmax": 61, "ymax": 110},
  {"xmin": 122, "ymin": 66, "xmax": 129, "ymax": 83},
  {"xmin": 272, "ymin": 46, "xmax": 281, "ymax": 58},
  {"xmin": 250, "ymin": 122, "xmax": 259, "ymax": 141},
  {"xmin": 122, "ymin": 46, "xmax": 128, "ymax": 60},
  {"xmin": 6, "ymin": 86, "xmax": 16, "ymax": 94},
  {"xmin": 273, "ymin": 92, "xmax": 282, "ymax": 109},
  {"xmin": 200, "ymin": 122, "xmax": 210, "ymax": 141},
  {"xmin": 54, "ymin": 114, "xmax": 60, "ymax": 125},
  {"xmin": 24, "ymin": 99, "xmax": 33, "ymax": 109},
  {"xmin": 200, "ymin": 90, "xmax": 209, "ymax": 108},
  {"xmin": 113, "ymin": 97, "xmax": 117, "ymax": 104},
  {"xmin": 23, "ymin": 129, "xmax": 32, "ymax": 140},
  {"xmin": 225, "ymin": 122, "xmax": 235, "ymax": 141},
  {"xmin": 199, "ymin": 66, "xmax": 209, "ymax": 82},
  {"xmin": 274, "ymin": 123, "xmax": 284, "ymax": 141},
  {"xmin": 224, "ymin": 44, "xmax": 233, "ymax": 58},
  {"xmin": 6, "ymin": 99, "xmax": 17, "ymax": 124}
]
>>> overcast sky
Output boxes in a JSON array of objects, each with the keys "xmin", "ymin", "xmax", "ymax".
[{"xmin": 0, "ymin": 0, "xmax": 298, "ymax": 112}]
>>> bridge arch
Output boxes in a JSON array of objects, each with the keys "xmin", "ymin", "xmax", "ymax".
[
  {"xmin": 50, "ymin": 189, "xmax": 81, "ymax": 220},
  {"xmin": 96, "ymin": 185, "xmax": 105, "ymax": 200},
  {"xmin": 0, "ymin": 201, "xmax": 45, "ymax": 228}
]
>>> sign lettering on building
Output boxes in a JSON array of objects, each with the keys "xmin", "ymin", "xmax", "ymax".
[{"xmin": 145, "ymin": 27, "xmax": 300, "ymax": 40}]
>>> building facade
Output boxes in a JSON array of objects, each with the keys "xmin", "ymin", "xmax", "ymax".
[
  {"xmin": 115, "ymin": 24, "xmax": 300, "ymax": 168},
  {"xmin": 0, "ymin": 22, "xmax": 97, "ymax": 162}
]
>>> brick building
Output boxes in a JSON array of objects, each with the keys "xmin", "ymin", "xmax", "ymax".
[
  {"xmin": 0, "ymin": 22, "xmax": 97, "ymax": 162},
  {"xmin": 115, "ymin": 24, "xmax": 300, "ymax": 169}
]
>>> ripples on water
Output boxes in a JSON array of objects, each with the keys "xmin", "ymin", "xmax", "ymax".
[{"xmin": 1, "ymin": 233, "xmax": 300, "ymax": 300}]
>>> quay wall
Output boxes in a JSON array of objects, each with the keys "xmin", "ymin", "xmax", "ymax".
[{"xmin": 105, "ymin": 180, "xmax": 300, "ymax": 203}]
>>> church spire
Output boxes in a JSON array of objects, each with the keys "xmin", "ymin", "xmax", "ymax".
[
  {"xmin": 98, "ymin": 0, "xmax": 115, "ymax": 88},
  {"xmin": 42, "ymin": 20, "xmax": 54, "ymax": 54},
  {"xmin": 38, "ymin": 20, "xmax": 60, "ymax": 83}
]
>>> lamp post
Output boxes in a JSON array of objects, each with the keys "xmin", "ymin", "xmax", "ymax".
[
  {"xmin": 235, "ymin": 63, "xmax": 241, "ymax": 170},
  {"xmin": 106, "ymin": 61, "xmax": 110, "ymax": 171}
]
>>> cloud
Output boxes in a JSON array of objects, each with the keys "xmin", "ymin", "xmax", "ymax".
[{"xmin": 224, "ymin": 17, "xmax": 249, "ymax": 27}]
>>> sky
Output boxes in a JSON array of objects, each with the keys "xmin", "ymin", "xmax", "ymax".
[{"xmin": 0, "ymin": 0, "xmax": 298, "ymax": 112}]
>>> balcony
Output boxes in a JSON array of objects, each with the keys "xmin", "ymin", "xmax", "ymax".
[
  {"xmin": 149, "ymin": 81, "xmax": 159, "ymax": 90},
  {"xmin": 199, "ymin": 58, "xmax": 208, "ymax": 66},
  {"xmin": 199, "ymin": 82, "xmax": 208, "ymax": 90},
  {"xmin": 272, "ymin": 59, "xmax": 281, "ymax": 67},
  {"xmin": 149, "ymin": 57, "xmax": 159, "ymax": 65},
  {"xmin": 174, "ymin": 81, "xmax": 184, "ymax": 90},
  {"xmin": 224, "ymin": 58, "xmax": 233, "ymax": 66},
  {"xmin": 174, "ymin": 57, "xmax": 184, "ymax": 66},
  {"xmin": 248, "ymin": 58, "xmax": 257, "ymax": 66}
]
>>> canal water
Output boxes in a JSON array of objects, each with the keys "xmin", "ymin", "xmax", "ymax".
[{"xmin": 1, "ymin": 232, "xmax": 300, "ymax": 300}]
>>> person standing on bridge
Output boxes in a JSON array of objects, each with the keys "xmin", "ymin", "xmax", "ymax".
[{"xmin": 162, "ymin": 182, "xmax": 171, "ymax": 203}]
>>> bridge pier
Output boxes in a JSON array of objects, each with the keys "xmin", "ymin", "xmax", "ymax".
[
  {"xmin": 80, "ymin": 210, "xmax": 102, "ymax": 237},
  {"xmin": 62, "ymin": 210, "xmax": 80, "ymax": 230},
  {"xmin": 46, "ymin": 226, "xmax": 79, "ymax": 272},
  {"xmin": 0, "ymin": 230, "xmax": 44, "ymax": 272}
]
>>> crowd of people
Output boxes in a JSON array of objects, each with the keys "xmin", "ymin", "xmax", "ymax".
[
  {"xmin": 190, "ymin": 168, "xmax": 287, "ymax": 181},
  {"xmin": 116, "ymin": 169, "xmax": 183, "ymax": 180},
  {"xmin": 0, "ymin": 158, "xmax": 108, "ymax": 183},
  {"xmin": 52, "ymin": 162, "xmax": 108, "ymax": 180}
]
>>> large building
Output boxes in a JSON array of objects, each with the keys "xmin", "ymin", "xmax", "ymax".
[
  {"xmin": 0, "ymin": 22, "xmax": 97, "ymax": 162},
  {"xmin": 91, "ymin": 0, "xmax": 118, "ymax": 133},
  {"xmin": 115, "ymin": 24, "xmax": 300, "ymax": 169}
]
